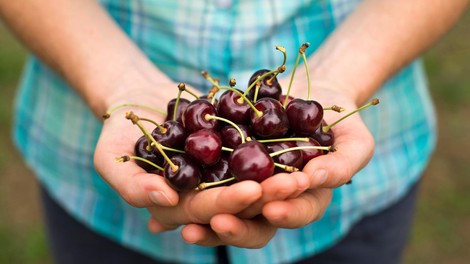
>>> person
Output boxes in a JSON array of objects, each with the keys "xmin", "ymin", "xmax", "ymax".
[{"xmin": 1, "ymin": 0, "xmax": 468, "ymax": 263}]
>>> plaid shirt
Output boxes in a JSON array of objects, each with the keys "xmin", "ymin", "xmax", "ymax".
[{"xmin": 13, "ymin": 0, "xmax": 436, "ymax": 263}]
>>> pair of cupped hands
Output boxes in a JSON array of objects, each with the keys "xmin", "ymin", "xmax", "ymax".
[{"xmin": 94, "ymin": 75, "xmax": 375, "ymax": 249}]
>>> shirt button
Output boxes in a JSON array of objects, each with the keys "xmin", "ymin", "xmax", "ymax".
[{"xmin": 215, "ymin": 0, "xmax": 233, "ymax": 9}]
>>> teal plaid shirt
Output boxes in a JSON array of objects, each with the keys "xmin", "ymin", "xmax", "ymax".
[{"xmin": 13, "ymin": 1, "xmax": 436, "ymax": 263}]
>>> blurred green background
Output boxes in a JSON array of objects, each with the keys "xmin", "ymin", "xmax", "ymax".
[{"xmin": 1, "ymin": 11, "xmax": 469, "ymax": 264}]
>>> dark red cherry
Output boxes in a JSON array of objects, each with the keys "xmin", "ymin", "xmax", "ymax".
[
  {"xmin": 151, "ymin": 120, "xmax": 187, "ymax": 149},
  {"xmin": 217, "ymin": 90, "xmax": 251, "ymax": 125},
  {"xmin": 279, "ymin": 94, "xmax": 294, "ymax": 106},
  {"xmin": 182, "ymin": 99, "xmax": 219, "ymax": 133},
  {"xmin": 184, "ymin": 129, "xmax": 222, "ymax": 166},
  {"xmin": 229, "ymin": 141, "xmax": 274, "ymax": 183},
  {"xmin": 201, "ymin": 155, "xmax": 232, "ymax": 184},
  {"xmin": 164, "ymin": 155, "xmax": 201, "ymax": 192},
  {"xmin": 295, "ymin": 138, "xmax": 324, "ymax": 168},
  {"xmin": 312, "ymin": 120, "xmax": 335, "ymax": 147},
  {"xmin": 265, "ymin": 141, "xmax": 303, "ymax": 173},
  {"xmin": 247, "ymin": 69, "xmax": 282, "ymax": 101},
  {"xmin": 220, "ymin": 124, "xmax": 252, "ymax": 149},
  {"xmin": 165, "ymin": 98, "xmax": 190, "ymax": 123},
  {"xmin": 286, "ymin": 98, "xmax": 323, "ymax": 136},
  {"xmin": 134, "ymin": 135, "xmax": 163, "ymax": 172},
  {"xmin": 199, "ymin": 95, "xmax": 219, "ymax": 108},
  {"xmin": 250, "ymin": 100, "xmax": 289, "ymax": 139}
]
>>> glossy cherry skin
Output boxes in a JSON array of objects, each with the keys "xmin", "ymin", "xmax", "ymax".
[
  {"xmin": 229, "ymin": 141, "xmax": 274, "ymax": 183},
  {"xmin": 247, "ymin": 69, "xmax": 282, "ymax": 101},
  {"xmin": 182, "ymin": 99, "xmax": 220, "ymax": 133},
  {"xmin": 184, "ymin": 129, "xmax": 222, "ymax": 166},
  {"xmin": 152, "ymin": 120, "xmax": 187, "ymax": 149},
  {"xmin": 295, "ymin": 138, "xmax": 324, "ymax": 168},
  {"xmin": 279, "ymin": 95, "xmax": 294, "ymax": 106},
  {"xmin": 201, "ymin": 155, "xmax": 232, "ymax": 184},
  {"xmin": 134, "ymin": 135, "xmax": 163, "ymax": 172},
  {"xmin": 220, "ymin": 124, "xmax": 252, "ymax": 149},
  {"xmin": 286, "ymin": 98, "xmax": 323, "ymax": 136},
  {"xmin": 250, "ymin": 100, "xmax": 289, "ymax": 139},
  {"xmin": 265, "ymin": 141, "xmax": 303, "ymax": 173},
  {"xmin": 217, "ymin": 90, "xmax": 251, "ymax": 125},
  {"xmin": 199, "ymin": 95, "xmax": 219, "ymax": 108},
  {"xmin": 164, "ymin": 154, "xmax": 201, "ymax": 192},
  {"xmin": 165, "ymin": 98, "xmax": 190, "ymax": 123},
  {"xmin": 312, "ymin": 120, "xmax": 335, "ymax": 147}
]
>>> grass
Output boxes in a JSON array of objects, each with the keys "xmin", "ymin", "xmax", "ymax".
[{"xmin": 1, "ymin": 11, "xmax": 470, "ymax": 264}]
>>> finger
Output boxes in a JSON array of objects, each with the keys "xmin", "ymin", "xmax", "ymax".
[
  {"xmin": 262, "ymin": 189, "xmax": 332, "ymax": 228},
  {"xmin": 209, "ymin": 214, "xmax": 277, "ymax": 248},
  {"xmin": 181, "ymin": 224, "xmax": 223, "ymax": 246},
  {"xmin": 146, "ymin": 180, "xmax": 262, "ymax": 228},
  {"xmin": 238, "ymin": 172, "xmax": 309, "ymax": 218},
  {"xmin": 147, "ymin": 217, "xmax": 180, "ymax": 233},
  {"xmin": 302, "ymin": 115, "xmax": 375, "ymax": 188},
  {"xmin": 186, "ymin": 180, "xmax": 262, "ymax": 223}
]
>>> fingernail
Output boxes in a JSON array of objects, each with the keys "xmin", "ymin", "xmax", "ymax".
[
  {"xmin": 314, "ymin": 170, "xmax": 328, "ymax": 185},
  {"xmin": 149, "ymin": 191, "xmax": 172, "ymax": 206}
]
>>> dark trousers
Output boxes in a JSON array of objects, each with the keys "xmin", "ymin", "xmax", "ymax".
[{"xmin": 41, "ymin": 182, "xmax": 419, "ymax": 264}]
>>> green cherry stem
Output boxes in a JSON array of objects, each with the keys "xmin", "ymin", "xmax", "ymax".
[
  {"xmin": 116, "ymin": 155, "xmax": 164, "ymax": 171},
  {"xmin": 253, "ymin": 81, "xmax": 261, "ymax": 102},
  {"xmin": 323, "ymin": 105, "xmax": 345, "ymax": 113},
  {"xmin": 283, "ymin": 44, "xmax": 310, "ymax": 108},
  {"xmin": 269, "ymin": 145, "xmax": 332, "ymax": 158},
  {"xmin": 322, "ymin": 98, "xmax": 380, "ymax": 133},
  {"xmin": 300, "ymin": 43, "xmax": 312, "ymax": 100},
  {"xmin": 139, "ymin": 117, "xmax": 167, "ymax": 134},
  {"xmin": 253, "ymin": 137, "xmax": 310, "ymax": 144},
  {"xmin": 274, "ymin": 163, "xmax": 299, "ymax": 173},
  {"xmin": 205, "ymin": 114, "xmax": 246, "ymax": 144},
  {"xmin": 126, "ymin": 111, "xmax": 179, "ymax": 172},
  {"xmin": 266, "ymin": 45, "xmax": 287, "ymax": 84},
  {"xmin": 195, "ymin": 177, "xmax": 237, "ymax": 191},
  {"xmin": 103, "ymin": 103, "xmax": 166, "ymax": 120},
  {"xmin": 222, "ymin": 146, "xmax": 234, "ymax": 152}
]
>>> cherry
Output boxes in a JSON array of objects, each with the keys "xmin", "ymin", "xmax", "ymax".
[
  {"xmin": 220, "ymin": 124, "xmax": 252, "ymax": 149},
  {"xmin": 295, "ymin": 137, "xmax": 324, "ymax": 168},
  {"xmin": 152, "ymin": 120, "xmax": 187, "ymax": 149},
  {"xmin": 249, "ymin": 99, "xmax": 289, "ymax": 139},
  {"xmin": 201, "ymin": 155, "xmax": 232, "ymax": 184},
  {"xmin": 164, "ymin": 154, "xmax": 201, "ymax": 192},
  {"xmin": 184, "ymin": 129, "xmax": 222, "ymax": 166},
  {"xmin": 285, "ymin": 98, "xmax": 323, "ymax": 136},
  {"xmin": 165, "ymin": 98, "xmax": 190, "ymax": 123},
  {"xmin": 265, "ymin": 141, "xmax": 303, "ymax": 173},
  {"xmin": 182, "ymin": 99, "xmax": 220, "ymax": 133},
  {"xmin": 217, "ymin": 89, "xmax": 251, "ymax": 125},
  {"xmin": 312, "ymin": 120, "xmax": 335, "ymax": 147},
  {"xmin": 229, "ymin": 141, "xmax": 274, "ymax": 183},
  {"xmin": 247, "ymin": 69, "xmax": 282, "ymax": 101},
  {"xmin": 279, "ymin": 94, "xmax": 294, "ymax": 106},
  {"xmin": 134, "ymin": 135, "xmax": 163, "ymax": 172}
]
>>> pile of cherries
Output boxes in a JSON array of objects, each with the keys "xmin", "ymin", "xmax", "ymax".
[{"xmin": 112, "ymin": 43, "xmax": 378, "ymax": 192}]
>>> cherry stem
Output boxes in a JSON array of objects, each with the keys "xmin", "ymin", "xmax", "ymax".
[
  {"xmin": 196, "ymin": 177, "xmax": 237, "ymax": 191},
  {"xmin": 103, "ymin": 103, "xmax": 166, "ymax": 120},
  {"xmin": 322, "ymin": 98, "xmax": 380, "ymax": 133},
  {"xmin": 267, "ymin": 45, "xmax": 287, "ymax": 83},
  {"xmin": 300, "ymin": 43, "xmax": 311, "ymax": 100},
  {"xmin": 323, "ymin": 105, "xmax": 345, "ymax": 113},
  {"xmin": 139, "ymin": 117, "xmax": 167, "ymax": 134},
  {"xmin": 253, "ymin": 82, "xmax": 261, "ymax": 102},
  {"xmin": 283, "ymin": 44, "xmax": 307, "ymax": 108},
  {"xmin": 253, "ymin": 137, "xmax": 310, "ymax": 143},
  {"xmin": 201, "ymin": 72, "xmax": 263, "ymax": 118},
  {"xmin": 116, "ymin": 155, "xmax": 164, "ymax": 171},
  {"xmin": 126, "ymin": 111, "xmax": 179, "ymax": 172},
  {"xmin": 274, "ymin": 163, "xmax": 299, "ymax": 173},
  {"xmin": 222, "ymin": 147, "xmax": 233, "ymax": 152},
  {"xmin": 269, "ymin": 145, "xmax": 332, "ymax": 157},
  {"xmin": 205, "ymin": 114, "xmax": 245, "ymax": 144},
  {"xmin": 173, "ymin": 88, "xmax": 184, "ymax": 122}
]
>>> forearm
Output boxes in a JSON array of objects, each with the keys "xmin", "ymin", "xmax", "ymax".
[
  {"xmin": 0, "ymin": 0, "xmax": 174, "ymax": 116},
  {"xmin": 310, "ymin": 0, "xmax": 469, "ymax": 105}
]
